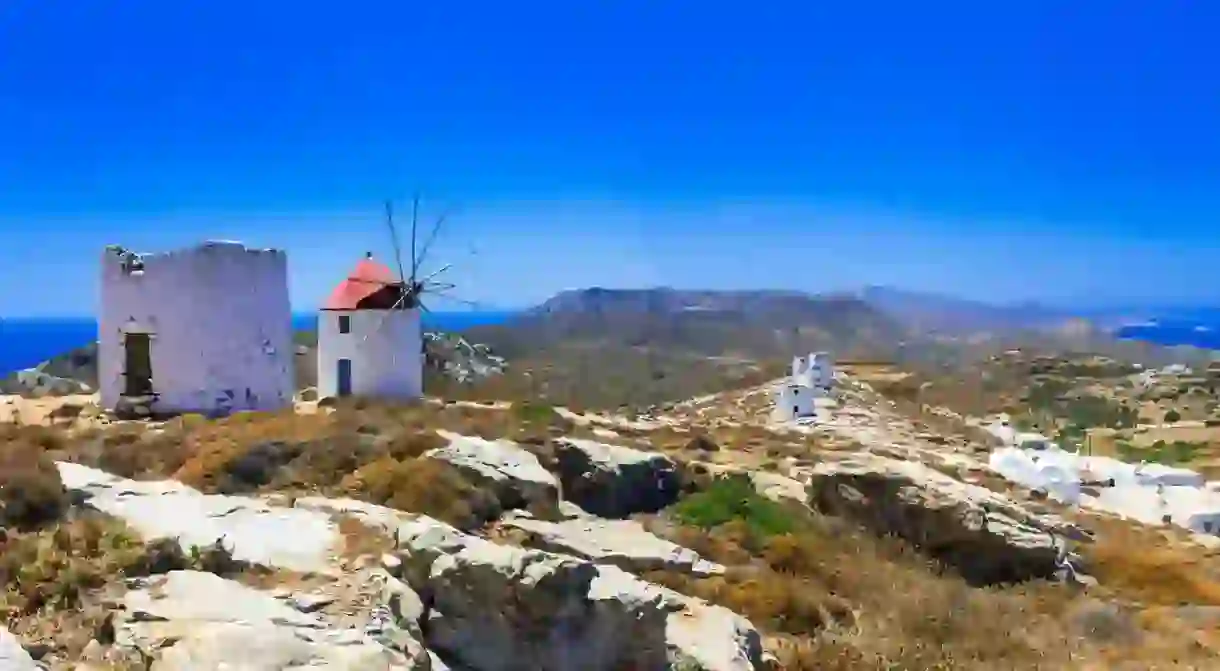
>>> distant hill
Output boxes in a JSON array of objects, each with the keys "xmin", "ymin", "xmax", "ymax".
[
  {"xmin": 447, "ymin": 288, "xmax": 913, "ymax": 408},
  {"xmin": 857, "ymin": 286, "xmax": 1079, "ymax": 334},
  {"xmin": 470, "ymin": 287, "xmax": 911, "ymax": 361}
]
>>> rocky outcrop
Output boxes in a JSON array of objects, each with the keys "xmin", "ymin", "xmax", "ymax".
[
  {"xmin": 10, "ymin": 368, "xmax": 91, "ymax": 396},
  {"xmin": 807, "ymin": 452, "xmax": 1090, "ymax": 585},
  {"xmin": 424, "ymin": 332, "xmax": 506, "ymax": 383},
  {"xmin": 427, "ymin": 431, "xmax": 560, "ymax": 515},
  {"xmin": 116, "ymin": 570, "xmax": 431, "ymax": 669},
  {"xmin": 295, "ymin": 496, "xmax": 416, "ymax": 538},
  {"xmin": 57, "ymin": 462, "xmax": 339, "ymax": 572},
  {"xmin": 41, "ymin": 457, "xmax": 770, "ymax": 670},
  {"xmin": 0, "ymin": 627, "xmax": 37, "ymax": 671},
  {"xmin": 553, "ymin": 437, "xmax": 681, "ymax": 518},
  {"xmin": 394, "ymin": 515, "xmax": 765, "ymax": 671},
  {"xmin": 698, "ymin": 463, "xmax": 808, "ymax": 506},
  {"xmin": 502, "ymin": 511, "xmax": 725, "ymax": 576}
]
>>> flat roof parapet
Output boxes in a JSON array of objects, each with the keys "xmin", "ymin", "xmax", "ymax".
[{"xmin": 104, "ymin": 241, "xmax": 284, "ymax": 261}]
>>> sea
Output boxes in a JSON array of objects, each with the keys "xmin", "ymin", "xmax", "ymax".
[
  {"xmin": 2, "ymin": 311, "xmax": 1218, "ymax": 376},
  {"xmin": 0, "ymin": 311, "xmax": 516, "ymax": 375}
]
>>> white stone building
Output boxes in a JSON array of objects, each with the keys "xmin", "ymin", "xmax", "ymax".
[
  {"xmin": 316, "ymin": 254, "xmax": 423, "ymax": 400},
  {"xmin": 98, "ymin": 241, "xmax": 294, "ymax": 417},
  {"xmin": 792, "ymin": 351, "xmax": 834, "ymax": 391},
  {"xmin": 774, "ymin": 382, "xmax": 816, "ymax": 421},
  {"xmin": 773, "ymin": 351, "xmax": 834, "ymax": 422}
]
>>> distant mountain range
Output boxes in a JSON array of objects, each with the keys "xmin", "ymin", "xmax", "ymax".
[
  {"xmin": 856, "ymin": 286, "xmax": 1080, "ymax": 334},
  {"xmin": 855, "ymin": 286, "xmax": 1220, "ymax": 334},
  {"xmin": 472, "ymin": 287, "xmax": 910, "ymax": 361},
  {"xmin": 5, "ymin": 285, "xmax": 1216, "ymax": 400},
  {"xmin": 469, "ymin": 287, "xmax": 1218, "ymax": 377}
]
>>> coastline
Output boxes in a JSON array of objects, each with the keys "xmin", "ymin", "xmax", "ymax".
[{"xmin": 0, "ymin": 311, "xmax": 516, "ymax": 375}]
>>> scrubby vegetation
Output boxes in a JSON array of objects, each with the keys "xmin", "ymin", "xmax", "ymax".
[
  {"xmin": 647, "ymin": 483, "xmax": 1217, "ymax": 670},
  {"xmin": 0, "ymin": 509, "xmax": 253, "ymax": 661},
  {"xmin": 3, "ymin": 373, "xmax": 1220, "ymax": 667},
  {"xmin": 1115, "ymin": 439, "xmax": 1206, "ymax": 466},
  {"xmin": 10, "ymin": 400, "xmax": 591, "ymax": 532},
  {"xmin": 0, "ymin": 425, "xmax": 70, "ymax": 530},
  {"xmin": 670, "ymin": 475, "xmax": 796, "ymax": 538}
]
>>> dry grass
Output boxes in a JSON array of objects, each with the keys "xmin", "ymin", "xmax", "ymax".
[
  {"xmin": 10, "ymin": 375, "xmax": 1220, "ymax": 668},
  {"xmin": 0, "ymin": 512, "xmax": 256, "ymax": 662},
  {"xmin": 641, "ymin": 478, "xmax": 1218, "ymax": 670},
  {"xmin": 0, "ymin": 425, "xmax": 71, "ymax": 530},
  {"xmin": 335, "ymin": 515, "xmax": 397, "ymax": 560},
  {"xmin": 41, "ymin": 400, "xmax": 589, "ymax": 531},
  {"xmin": 340, "ymin": 457, "xmax": 500, "ymax": 530},
  {"xmin": 1082, "ymin": 519, "xmax": 1220, "ymax": 608}
]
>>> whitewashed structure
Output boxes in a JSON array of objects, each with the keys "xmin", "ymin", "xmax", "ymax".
[
  {"xmin": 316, "ymin": 254, "xmax": 423, "ymax": 400},
  {"xmin": 793, "ymin": 352, "xmax": 834, "ymax": 391},
  {"xmin": 990, "ymin": 444, "xmax": 1220, "ymax": 536},
  {"xmin": 774, "ymin": 382, "xmax": 816, "ymax": 421},
  {"xmin": 98, "ymin": 241, "xmax": 294, "ymax": 417},
  {"xmin": 773, "ymin": 351, "xmax": 835, "ymax": 422}
]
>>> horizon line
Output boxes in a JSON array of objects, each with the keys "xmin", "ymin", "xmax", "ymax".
[{"xmin": 0, "ymin": 308, "xmax": 522, "ymax": 322}]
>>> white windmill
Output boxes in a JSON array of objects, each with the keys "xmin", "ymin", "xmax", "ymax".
[{"xmin": 316, "ymin": 194, "xmax": 474, "ymax": 400}]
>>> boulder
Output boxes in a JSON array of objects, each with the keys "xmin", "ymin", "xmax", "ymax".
[
  {"xmin": 57, "ymin": 462, "xmax": 338, "ymax": 572},
  {"xmin": 502, "ymin": 512, "xmax": 724, "ymax": 576},
  {"xmin": 427, "ymin": 431, "xmax": 560, "ymax": 515},
  {"xmin": 552, "ymin": 437, "xmax": 681, "ymax": 518},
  {"xmin": 118, "ymin": 570, "xmax": 431, "ymax": 670},
  {"xmin": 807, "ymin": 452, "xmax": 1089, "ymax": 585},
  {"xmin": 395, "ymin": 515, "xmax": 765, "ymax": 670},
  {"xmin": 11, "ymin": 368, "xmax": 89, "ymax": 396},
  {"xmin": 0, "ymin": 627, "xmax": 37, "ymax": 671}
]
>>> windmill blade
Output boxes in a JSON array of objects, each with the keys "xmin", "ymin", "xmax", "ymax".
[
  {"xmin": 361, "ymin": 292, "xmax": 408, "ymax": 344},
  {"xmin": 413, "ymin": 208, "xmax": 452, "ymax": 276},
  {"xmin": 419, "ymin": 263, "xmax": 452, "ymax": 284},
  {"xmin": 431, "ymin": 291, "xmax": 488, "ymax": 310},
  {"xmin": 409, "ymin": 193, "xmax": 420, "ymax": 284},
  {"xmin": 385, "ymin": 200, "xmax": 408, "ymax": 284}
]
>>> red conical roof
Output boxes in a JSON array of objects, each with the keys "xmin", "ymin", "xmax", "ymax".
[{"xmin": 322, "ymin": 254, "xmax": 404, "ymax": 311}]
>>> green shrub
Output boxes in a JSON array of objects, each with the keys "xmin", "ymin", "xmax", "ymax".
[
  {"xmin": 670, "ymin": 475, "xmax": 795, "ymax": 538},
  {"xmin": 1116, "ymin": 439, "xmax": 1201, "ymax": 466},
  {"xmin": 513, "ymin": 401, "xmax": 558, "ymax": 424}
]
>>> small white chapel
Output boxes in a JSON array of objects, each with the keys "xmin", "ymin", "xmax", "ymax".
[{"xmin": 772, "ymin": 351, "xmax": 835, "ymax": 422}]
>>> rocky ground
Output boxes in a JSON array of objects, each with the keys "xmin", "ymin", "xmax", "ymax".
[{"xmin": 3, "ymin": 370, "xmax": 1220, "ymax": 669}]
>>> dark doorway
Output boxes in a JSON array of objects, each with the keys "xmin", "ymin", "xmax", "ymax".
[
  {"xmin": 337, "ymin": 358, "xmax": 352, "ymax": 397},
  {"xmin": 793, "ymin": 405, "xmax": 799, "ymax": 416},
  {"xmin": 123, "ymin": 333, "xmax": 153, "ymax": 396}
]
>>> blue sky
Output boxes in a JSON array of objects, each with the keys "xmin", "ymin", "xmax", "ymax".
[{"xmin": 2, "ymin": 2, "xmax": 1219, "ymax": 316}]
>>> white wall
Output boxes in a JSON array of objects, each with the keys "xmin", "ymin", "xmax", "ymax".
[
  {"xmin": 773, "ymin": 383, "xmax": 815, "ymax": 422},
  {"xmin": 98, "ymin": 242, "xmax": 294, "ymax": 415},
  {"xmin": 317, "ymin": 308, "xmax": 422, "ymax": 400},
  {"xmin": 793, "ymin": 352, "xmax": 834, "ymax": 390}
]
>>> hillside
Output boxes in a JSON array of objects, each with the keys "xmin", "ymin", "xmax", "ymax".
[
  {"xmin": 859, "ymin": 285, "xmax": 1077, "ymax": 334},
  {"xmin": 5, "ymin": 357, "xmax": 1220, "ymax": 668},
  {"xmin": 5, "ymin": 286, "xmax": 1211, "ymax": 412},
  {"xmin": 449, "ymin": 288, "xmax": 909, "ymax": 409},
  {"xmin": 489, "ymin": 287, "xmax": 910, "ymax": 358}
]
